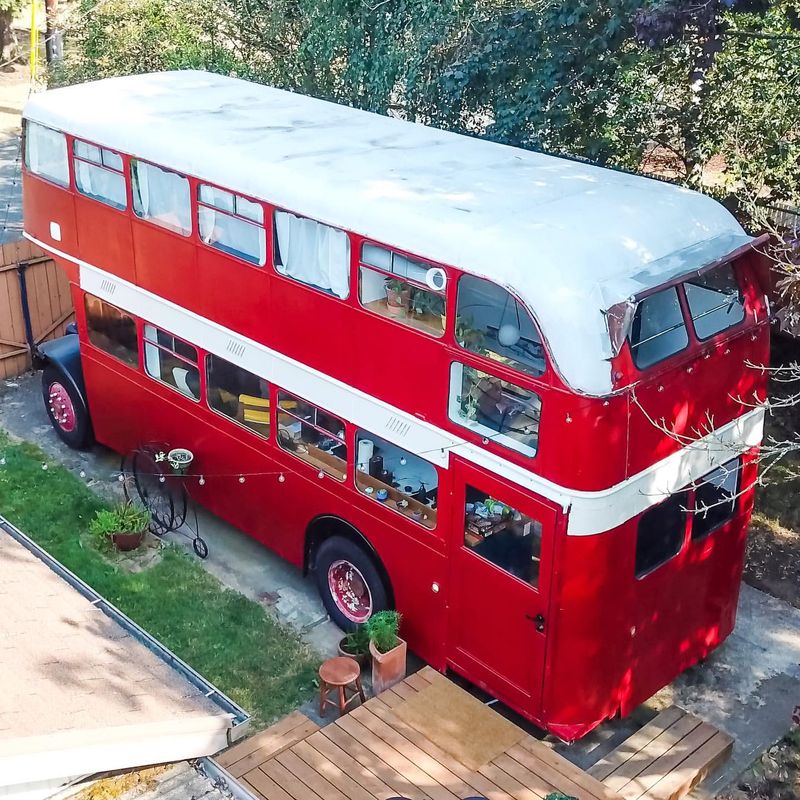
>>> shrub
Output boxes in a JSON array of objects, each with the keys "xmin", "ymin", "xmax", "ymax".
[
  {"xmin": 88, "ymin": 502, "xmax": 150, "ymax": 544},
  {"xmin": 367, "ymin": 610, "xmax": 401, "ymax": 654}
]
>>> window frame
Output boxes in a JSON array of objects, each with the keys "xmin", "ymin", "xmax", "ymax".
[
  {"xmin": 142, "ymin": 323, "xmax": 201, "ymax": 403},
  {"xmin": 691, "ymin": 457, "xmax": 741, "ymax": 541},
  {"xmin": 354, "ymin": 429, "xmax": 439, "ymax": 530},
  {"xmin": 83, "ymin": 293, "xmax": 139, "ymax": 369},
  {"xmin": 72, "ymin": 137, "xmax": 128, "ymax": 212},
  {"xmin": 628, "ymin": 285, "xmax": 691, "ymax": 371},
  {"xmin": 130, "ymin": 158, "xmax": 193, "ymax": 237},
  {"xmin": 204, "ymin": 353, "xmax": 271, "ymax": 440},
  {"xmin": 276, "ymin": 389, "xmax": 348, "ymax": 481},
  {"xmin": 196, "ymin": 181, "xmax": 268, "ymax": 268},
  {"xmin": 635, "ymin": 490, "xmax": 690, "ymax": 579},
  {"xmin": 684, "ymin": 265, "xmax": 747, "ymax": 343},
  {"xmin": 357, "ymin": 240, "xmax": 448, "ymax": 338},
  {"xmin": 23, "ymin": 120, "xmax": 70, "ymax": 188}
]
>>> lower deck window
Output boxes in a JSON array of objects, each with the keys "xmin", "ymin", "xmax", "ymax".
[
  {"xmin": 449, "ymin": 363, "xmax": 541, "ymax": 457},
  {"xmin": 464, "ymin": 485, "xmax": 542, "ymax": 586},
  {"xmin": 692, "ymin": 458, "xmax": 740, "ymax": 540},
  {"xmin": 85, "ymin": 295, "xmax": 138, "ymax": 367},
  {"xmin": 635, "ymin": 491, "xmax": 689, "ymax": 577},
  {"xmin": 143, "ymin": 325, "xmax": 200, "ymax": 400},
  {"xmin": 277, "ymin": 392, "xmax": 347, "ymax": 480},
  {"xmin": 206, "ymin": 354, "xmax": 270, "ymax": 437},
  {"xmin": 355, "ymin": 431, "xmax": 438, "ymax": 529}
]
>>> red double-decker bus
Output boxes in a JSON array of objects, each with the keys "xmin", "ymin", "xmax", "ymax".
[{"xmin": 22, "ymin": 71, "xmax": 769, "ymax": 740}]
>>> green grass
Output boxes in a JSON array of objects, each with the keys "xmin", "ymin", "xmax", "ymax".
[{"xmin": 0, "ymin": 432, "xmax": 319, "ymax": 729}]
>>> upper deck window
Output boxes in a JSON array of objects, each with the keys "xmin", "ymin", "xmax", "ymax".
[
  {"xmin": 198, "ymin": 184, "xmax": 266, "ymax": 266},
  {"xmin": 455, "ymin": 275, "xmax": 545, "ymax": 378},
  {"xmin": 273, "ymin": 211, "xmax": 350, "ymax": 299},
  {"xmin": 359, "ymin": 244, "xmax": 446, "ymax": 337},
  {"xmin": 131, "ymin": 160, "xmax": 191, "ymax": 236},
  {"xmin": 24, "ymin": 122, "xmax": 69, "ymax": 187},
  {"xmin": 685, "ymin": 266, "xmax": 745, "ymax": 340},
  {"xmin": 73, "ymin": 139, "xmax": 127, "ymax": 210},
  {"xmin": 629, "ymin": 287, "xmax": 689, "ymax": 369}
]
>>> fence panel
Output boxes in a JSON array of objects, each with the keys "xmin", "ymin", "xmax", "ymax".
[{"xmin": 0, "ymin": 238, "xmax": 75, "ymax": 380}]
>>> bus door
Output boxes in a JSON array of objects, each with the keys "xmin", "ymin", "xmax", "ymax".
[{"xmin": 447, "ymin": 457, "xmax": 556, "ymax": 717}]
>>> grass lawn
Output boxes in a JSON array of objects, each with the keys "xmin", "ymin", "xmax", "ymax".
[{"xmin": 0, "ymin": 432, "xmax": 319, "ymax": 729}]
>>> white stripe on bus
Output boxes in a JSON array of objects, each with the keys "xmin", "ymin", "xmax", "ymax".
[{"xmin": 26, "ymin": 232, "xmax": 764, "ymax": 536}]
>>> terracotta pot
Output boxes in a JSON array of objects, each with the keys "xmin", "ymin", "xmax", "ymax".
[
  {"xmin": 109, "ymin": 530, "xmax": 146, "ymax": 552},
  {"xmin": 338, "ymin": 637, "xmax": 369, "ymax": 668},
  {"xmin": 369, "ymin": 637, "xmax": 407, "ymax": 694},
  {"xmin": 386, "ymin": 288, "xmax": 410, "ymax": 317}
]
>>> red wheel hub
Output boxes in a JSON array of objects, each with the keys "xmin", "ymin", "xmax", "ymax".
[
  {"xmin": 328, "ymin": 559, "xmax": 373, "ymax": 624},
  {"xmin": 48, "ymin": 382, "xmax": 77, "ymax": 433}
]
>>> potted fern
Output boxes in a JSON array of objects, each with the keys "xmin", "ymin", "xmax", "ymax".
[
  {"xmin": 367, "ymin": 610, "xmax": 406, "ymax": 693},
  {"xmin": 337, "ymin": 623, "xmax": 371, "ymax": 667},
  {"xmin": 89, "ymin": 502, "xmax": 150, "ymax": 552}
]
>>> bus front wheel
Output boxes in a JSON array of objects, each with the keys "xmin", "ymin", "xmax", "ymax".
[
  {"xmin": 314, "ymin": 536, "xmax": 388, "ymax": 631},
  {"xmin": 41, "ymin": 365, "xmax": 93, "ymax": 450}
]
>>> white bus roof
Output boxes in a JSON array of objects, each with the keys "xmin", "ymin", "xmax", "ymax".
[{"xmin": 23, "ymin": 70, "xmax": 754, "ymax": 395}]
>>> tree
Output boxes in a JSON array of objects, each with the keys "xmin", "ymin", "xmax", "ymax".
[{"xmin": 0, "ymin": 0, "xmax": 24, "ymax": 61}]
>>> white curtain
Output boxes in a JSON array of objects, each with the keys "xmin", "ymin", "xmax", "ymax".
[
  {"xmin": 75, "ymin": 160, "xmax": 127, "ymax": 209},
  {"xmin": 199, "ymin": 206, "xmax": 266, "ymax": 265},
  {"xmin": 26, "ymin": 122, "xmax": 69, "ymax": 186},
  {"xmin": 133, "ymin": 161, "xmax": 191, "ymax": 235},
  {"xmin": 274, "ymin": 211, "xmax": 350, "ymax": 299}
]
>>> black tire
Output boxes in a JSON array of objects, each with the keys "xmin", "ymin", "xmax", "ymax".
[
  {"xmin": 314, "ymin": 535, "xmax": 389, "ymax": 632},
  {"xmin": 41, "ymin": 364, "xmax": 93, "ymax": 449},
  {"xmin": 193, "ymin": 537, "xmax": 209, "ymax": 559}
]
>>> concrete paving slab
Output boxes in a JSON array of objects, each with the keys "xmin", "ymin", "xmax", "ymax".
[{"xmin": 2, "ymin": 371, "xmax": 799, "ymax": 795}]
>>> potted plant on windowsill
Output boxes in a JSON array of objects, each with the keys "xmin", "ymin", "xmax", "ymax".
[
  {"xmin": 367, "ymin": 610, "xmax": 406, "ymax": 693},
  {"xmin": 89, "ymin": 502, "xmax": 150, "ymax": 552},
  {"xmin": 337, "ymin": 623, "xmax": 371, "ymax": 667},
  {"xmin": 385, "ymin": 278, "xmax": 410, "ymax": 317}
]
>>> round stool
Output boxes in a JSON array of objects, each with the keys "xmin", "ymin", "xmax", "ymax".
[{"xmin": 318, "ymin": 656, "xmax": 366, "ymax": 717}]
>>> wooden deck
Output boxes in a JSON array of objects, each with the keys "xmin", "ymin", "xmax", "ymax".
[
  {"xmin": 216, "ymin": 668, "xmax": 733, "ymax": 800},
  {"xmin": 217, "ymin": 667, "xmax": 622, "ymax": 800}
]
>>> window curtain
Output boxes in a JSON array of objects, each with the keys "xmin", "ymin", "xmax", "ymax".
[
  {"xmin": 75, "ymin": 160, "xmax": 127, "ymax": 209},
  {"xmin": 132, "ymin": 161, "xmax": 191, "ymax": 235},
  {"xmin": 26, "ymin": 122, "xmax": 69, "ymax": 186},
  {"xmin": 274, "ymin": 211, "xmax": 350, "ymax": 299},
  {"xmin": 199, "ymin": 206, "xmax": 266, "ymax": 265}
]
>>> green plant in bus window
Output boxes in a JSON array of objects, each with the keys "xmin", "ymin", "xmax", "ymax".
[
  {"xmin": 409, "ymin": 286, "xmax": 445, "ymax": 319},
  {"xmin": 455, "ymin": 315, "xmax": 483, "ymax": 349}
]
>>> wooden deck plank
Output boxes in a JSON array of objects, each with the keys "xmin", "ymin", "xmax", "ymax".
[
  {"xmin": 368, "ymin": 696, "xmax": 515, "ymax": 800},
  {"xmin": 261, "ymin": 759, "xmax": 325, "ymax": 800},
  {"xmin": 291, "ymin": 739, "xmax": 379, "ymax": 800},
  {"xmin": 336, "ymin": 712, "xmax": 462, "ymax": 800},
  {"xmin": 240, "ymin": 769, "xmax": 295, "ymax": 800},
  {"xmin": 405, "ymin": 671, "xmax": 433, "ymax": 691},
  {"xmin": 376, "ymin": 687, "xmax": 405, "ymax": 709},
  {"xmin": 275, "ymin": 749, "xmax": 352, "ymax": 800},
  {"xmin": 391, "ymin": 679, "xmax": 418, "ymax": 700},
  {"xmin": 588, "ymin": 708, "xmax": 686, "ymax": 781},
  {"xmin": 228, "ymin": 719, "xmax": 320, "ymax": 778},
  {"xmin": 217, "ymin": 711, "xmax": 311, "ymax": 767},
  {"xmin": 603, "ymin": 715, "xmax": 703, "ymax": 793},
  {"xmin": 478, "ymin": 760, "xmax": 542, "ymax": 800},
  {"xmin": 505, "ymin": 744, "xmax": 599, "ymax": 800},
  {"xmin": 647, "ymin": 732, "xmax": 734, "ymax": 800},
  {"xmin": 305, "ymin": 730, "xmax": 397, "ymax": 799},
  {"xmin": 518, "ymin": 737, "xmax": 622, "ymax": 800},
  {"xmin": 617, "ymin": 723, "xmax": 719, "ymax": 800},
  {"xmin": 352, "ymin": 704, "xmax": 478, "ymax": 798},
  {"xmin": 491, "ymin": 753, "xmax": 556, "ymax": 799},
  {"xmin": 322, "ymin": 718, "xmax": 434, "ymax": 800},
  {"xmin": 417, "ymin": 665, "xmax": 440, "ymax": 682}
]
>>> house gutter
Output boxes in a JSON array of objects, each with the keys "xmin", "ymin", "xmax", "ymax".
[{"xmin": 0, "ymin": 515, "xmax": 250, "ymax": 741}]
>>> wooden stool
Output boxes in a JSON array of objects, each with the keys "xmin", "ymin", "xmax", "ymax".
[{"xmin": 318, "ymin": 656, "xmax": 366, "ymax": 717}]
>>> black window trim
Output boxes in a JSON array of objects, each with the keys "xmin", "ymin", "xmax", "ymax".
[
  {"xmin": 690, "ymin": 457, "xmax": 741, "ymax": 541},
  {"xmin": 142, "ymin": 323, "xmax": 201, "ymax": 403},
  {"xmin": 634, "ymin": 490, "xmax": 690, "ymax": 579},
  {"xmin": 204, "ymin": 353, "xmax": 271, "ymax": 441},
  {"xmin": 628, "ymin": 285, "xmax": 691, "ymax": 371}
]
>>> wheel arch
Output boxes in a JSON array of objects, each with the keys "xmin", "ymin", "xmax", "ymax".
[
  {"xmin": 39, "ymin": 335, "xmax": 90, "ymax": 419},
  {"xmin": 304, "ymin": 515, "xmax": 395, "ymax": 607}
]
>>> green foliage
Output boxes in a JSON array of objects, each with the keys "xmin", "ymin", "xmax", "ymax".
[
  {"xmin": 0, "ymin": 434, "xmax": 318, "ymax": 728},
  {"xmin": 342, "ymin": 622, "xmax": 370, "ymax": 656},
  {"xmin": 366, "ymin": 609, "xmax": 401, "ymax": 653},
  {"xmin": 88, "ymin": 502, "xmax": 150, "ymax": 542}
]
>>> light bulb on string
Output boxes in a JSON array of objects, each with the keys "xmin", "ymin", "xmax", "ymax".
[
  {"xmin": 278, "ymin": 474, "xmax": 285, "ymax": 483},
  {"xmin": 199, "ymin": 476, "xmax": 206, "ymax": 486},
  {"xmin": 79, "ymin": 471, "xmax": 86, "ymax": 479},
  {"xmin": 117, "ymin": 474, "xmax": 125, "ymax": 483},
  {"xmin": 239, "ymin": 476, "xmax": 246, "ymax": 484},
  {"xmin": 41, "ymin": 463, "xmax": 48, "ymax": 471}
]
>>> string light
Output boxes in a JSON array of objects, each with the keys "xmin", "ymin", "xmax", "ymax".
[
  {"xmin": 41, "ymin": 463, "xmax": 48, "ymax": 471},
  {"xmin": 0, "ymin": 457, "xmax": 5, "ymax": 466},
  {"xmin": 199, "ymin": 476, "xmax": 206, "ymax": 486},
  {"xmin": 239, "ymin": 476, "xmax": 245, "ymax": 483},
  {"xmin": 278, "ymin": 473, "xmax": 285, "ymax": 483},
  {"xmin": 318, "ymin": 471, "xmax": 324, "ymax": 479},
  {"xmin": 79, "ymin": 470, "xmax": 86, "ymax": 478}
]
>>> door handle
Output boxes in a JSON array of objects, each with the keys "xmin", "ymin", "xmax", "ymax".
[{"xmin": 526, "ymin": 613, "xmax": 545, "ymax": 633}]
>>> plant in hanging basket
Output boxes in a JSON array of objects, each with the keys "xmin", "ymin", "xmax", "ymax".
[
  {"xmin": 167, "ymin": 448, "xmax": 194, "ymax": 475},
  {"xmin": 338, "ymin": 623, "xmax": 371, "ymax": 667},
  {"xmin": 367, "ymin": 610, "xmax": 406, "ymax": 693},
  {"xmin": 89, "ymin": 502, "xmax": 150, "ymax": 552}
]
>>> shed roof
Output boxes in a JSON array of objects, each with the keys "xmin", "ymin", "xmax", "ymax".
[
  {"xmin": 23, "ymin": 71, "xmax": 753, "ymax": 395},
  {"xmin": 0, "ymin": 518, "xmax": 248, "ymax": 798}
]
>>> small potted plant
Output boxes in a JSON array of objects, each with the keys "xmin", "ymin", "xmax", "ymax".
[
  {"xmin": 337, "ymin": 623, "xmax": 371, "ymax": 667},
  {"xmin": 367, "ymin": 610, "xmax": 406, "ymax": 693},
  {"xmin": 385, "ymin": 278, "xmax": 410, "ymax": 317},
  {"xmin": 89, "ymin": 502, "xmax": 150, "ymax": 552}
]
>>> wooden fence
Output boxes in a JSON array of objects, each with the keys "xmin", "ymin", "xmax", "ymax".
[{"xmin": 0, "ymin": 238, "xmax": 75, "ymax": 380}]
